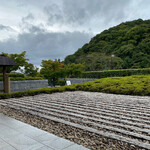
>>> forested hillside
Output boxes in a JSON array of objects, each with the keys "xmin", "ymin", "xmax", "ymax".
[{"xmin": 64, "ymin": 19, "xmax": 150, "ymax": 71}]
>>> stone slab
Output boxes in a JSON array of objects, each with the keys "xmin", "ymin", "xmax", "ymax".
[{"xmin": 0, "ymin": 113, "xmax": 88, "ymax": 150}]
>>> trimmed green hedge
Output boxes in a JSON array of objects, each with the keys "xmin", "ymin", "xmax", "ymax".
[
  {"xmin": 0, "ymin": 76, "xmax": 44, "ymax": 81},
  {"xmin": 0, "ymin": 87, "xmax": 67, "ymax": 99},
  {"xmin": 10, "ymin": 77, "xmax": 44, "ymax": 81},
  {"xmin": 74, "ymin": 75, "xmax": 150, "ymax": 96},
  {"xmin": 0, "ymin": 73, "xmax": 25, "ymax": 78},
  {"xmin": 0, "ymin": 75, "xmax": 149, "ymax": 99},
  {"xmin": 82, "ymin": 68, "xmax": 150, "ymax": 78},
  {"xmin": 55, "ymin": 79, "xmax": 66, "ymax": 86}
]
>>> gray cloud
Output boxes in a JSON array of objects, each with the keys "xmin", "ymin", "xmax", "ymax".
[
  {"xmin": 22, "ymin": 13, "xmax": 34, "ymax": 24},
  {"xmin": 0, "ymin": 0, "xmax": 150, "ymax": 66},
  {"xmin": 44, "ymin": 0, "xmax": 133, "ymax": 27},
  {"xmin": 43, "ymin": 0, "xmax": 150, "ymax": 34},
  {"xmin": 0, "ymin": 30, "xmax": 92, "ymax": 65},
  {"xmin": 0, "ymin": 24, "xmax": 13, "ymax": 31},
  {"xmin": 28, "ymin": 26, "xmax": 46, "ymax": 33},
  {"xmin": 21, "ymin": 13, "xmax": 46, "ymax": 33},
  {"xmin": 44, "ymin": 4, "xmax": 64, "ymax": 25}
]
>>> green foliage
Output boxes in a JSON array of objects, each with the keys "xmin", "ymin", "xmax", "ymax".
[
  {"xmin": 0, "ymin": 52, "xmax": 41, "ymax": 77},
  {"xmin": 40, "ymin": 59, "xmax": 85, "ymax": 86},
  {"xmin": 1, "ymin": 51, "xmax": 29, "ymax": 72},
  {"xmin": 55, "ymin": 79, "xmax": 66, "ymax": 86},
  {"xmin": 0, "ymin": 76, "xmax": 44, "ymax": 81},
  {"xmin": 24, "ymin": 63, "xmax": 39, "ymax": 77},
  {"xmin": 72, "ymin": 75, "xmax": 150, "ymax": 96},
  {"xmin": 0, "ymin": 73, "xmax": 24, "ymax": 78},
  {"xmin": 0, "ymin": 87, "xmax": 70, "ymax": 99},
  {"xmin": 64, "ymin": 63, "xmax": 85, "ymax": 78},
  {"xmin": 0, "ymin": 75, "xmax": 150, "ymax": 99},
  {"xmin": 64, "ymin": 19, "xmax": 150, "ymax": 70},
  {"xmin": 40, "ymin": 59, "xmax": 64, "ymax": 86},
  {"xmin": 76, "ymin": 52, "xmax": 123, "ymax": 70},
  {"xmin": 82, "ymin": 68, "xmax": 150, "ymax": 78}
]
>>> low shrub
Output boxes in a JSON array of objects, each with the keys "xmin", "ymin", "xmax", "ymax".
[
  {"xmin": 73, "ymin": 75, "xmax": 150, "ymax": 96},
  {"xmin": 0, "ymin": 76, "xmax": 44, "ymax": 81},
  {"xmin": 0, "ymin": 73, "xmax": 25, "ymax": 78},
  {"xmin": 0, "ymin": 75, "xmax": 149, "ymax": 99},
  {"xmin": 55, "ymin": 79, "xmax": 66, "ymax": 86},
  {"xmin": 0, "ymin": 86, "xmax": 66, "ymax": 99},
  {"xmin": 82, "ymin": 68, "xmax": 150, "ymax": 78}
]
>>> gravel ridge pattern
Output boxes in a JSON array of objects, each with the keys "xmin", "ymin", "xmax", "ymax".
[{"xmin": 0, "ymin": 91, "xmax": 150, "ymax": 150}]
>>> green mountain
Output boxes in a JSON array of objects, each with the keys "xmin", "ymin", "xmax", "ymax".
[{"xmin": 64, "ymin": 19, "xmax": 150, "ymax": 71}]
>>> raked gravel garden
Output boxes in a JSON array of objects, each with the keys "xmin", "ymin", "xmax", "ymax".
[{"xmin": 0, "ymin": 91, "xmax": 150, "ymax": 150}]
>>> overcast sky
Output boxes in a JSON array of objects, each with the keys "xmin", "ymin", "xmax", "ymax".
[{"xmin": 0, "ymin": 0, "xmax": 150, "ymax": 66}]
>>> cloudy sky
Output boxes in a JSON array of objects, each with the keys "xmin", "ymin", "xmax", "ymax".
[{"xmin": 0, "ymin": 0, "xmax": 150, "ymax": 66}]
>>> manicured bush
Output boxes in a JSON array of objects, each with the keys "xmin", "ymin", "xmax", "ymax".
[
  {"xmin": 0, "ymin": 73, "xmax": 25, "ymax": 78},
  {"xmin": 55, "ymin": 79, "xmax": 66, "ymax": 86},
  {"xmin": 0, "ymin": 75, "xmax": 149, "ymax": 99},
  {"xmin": 0, "ymin": 87, "xmax": 66, "ymax": 99},
  {"xmin": 73, "ymin": 75, "xmax": 150, "ymax": 96},
  {"xmin": 10, "ymin": 77, "xmax": 44, "ymax": 81},
  {"xmin": 0, "ymin": 76, "xmax": 44, "ymax": 81},
  {"xmin": 82, "ymin": 68, "xmax": 150, "ymax": 78}
]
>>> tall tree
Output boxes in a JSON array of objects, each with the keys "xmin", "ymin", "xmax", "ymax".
[
  {"xmin": 24, "ymin": 63, "xmax": 39, "ymax": 77},
  {"xmin": 64, "ymin": 63, "xmax": 85, "ymax": 78},
  {"xmin": 40, "ymin": 59, "xmax": 64, "ymax": 86}
]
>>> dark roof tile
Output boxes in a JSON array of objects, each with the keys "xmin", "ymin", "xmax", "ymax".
[{"xmin": 0, "ymin": 55, "xmax": 16, "ymax": 66}]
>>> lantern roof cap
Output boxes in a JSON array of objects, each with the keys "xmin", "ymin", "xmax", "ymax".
[{"xmin": 0, "ymin": 54, "xmax": 16, "ymax": 66}]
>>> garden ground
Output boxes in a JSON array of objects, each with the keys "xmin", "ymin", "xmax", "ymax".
[{"xmin": 0, "ymin": 91, "xmax": 150, "ymax": 150}]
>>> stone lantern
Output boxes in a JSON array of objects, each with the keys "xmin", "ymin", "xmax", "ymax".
[{"xmin": 0, "ymin": 54, "xmax": 16, "ymax": 93}]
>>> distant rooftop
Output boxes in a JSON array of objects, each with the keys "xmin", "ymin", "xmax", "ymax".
[{"xmin": 0, "ymin": 54, "xmax": 16, "ymax": 66}]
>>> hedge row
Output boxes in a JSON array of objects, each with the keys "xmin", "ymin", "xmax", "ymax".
[
  {"xmin": 0, "ymin": 77, "xmax": 44, "ymax": 81},
  {"xmin": 0, "ymin": 73, "xmax": 25, "ymax": 78},
  {"xmin": 0, "ymin": 75, "xmax": 149, "ymax": 99},
  {"xmin": 55, "ymin": 79, "xmax": 66, "ymax": 86},
  {"xmin": 0, "ymin": 86, "xmax": 70, "ymax": 99},
  {"xmin": 74, "ymin": 75, "xmax": 150, "ymax": 96},
  {"xmin": 82, "ymin": 68, "xmax": 150, "ymax": 78}
]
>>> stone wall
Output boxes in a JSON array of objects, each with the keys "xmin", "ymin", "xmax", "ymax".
[
  {"xmin": 0, "ymin": 80, "xmax": 48, "ymax": 92},
  {"xmin": 66, "ymin": 78, "xmax": 97, "ymax": 85}
]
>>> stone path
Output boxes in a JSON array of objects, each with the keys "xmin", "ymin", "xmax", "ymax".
[
  {"xmin": 0, "ymin": 113, "xmax": 88, "ymax": 150},
  {"xmin": 0, "ymin": 91, "xmax": 150, "ymax": 149}
]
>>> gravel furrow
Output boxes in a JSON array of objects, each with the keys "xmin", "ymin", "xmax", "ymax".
[
  {"xmin": 1, "ymin": 101, "xmax": 150, "ymax": 143},
  {"xmin": 14, "ymin": 95, "xmax": 150, "ymax": 114},
  {"xmin": 2, "ymin": 104, "xmax": 150, "ymax": 150},
  {"xmin": 1, "ymin": 91, "xmax": 150, "ymax": 150},
  {"xmin": 2, "ymin": 99, "xmax": 150, "ymax": 133},
  {"xmin": 2, "ymin": 98, "xmax": 150, "ymax": 125},
  {"xmin": 8, "ymin": 97, "xmax": 150, "ymax": 118},
  {"xmin": 2, "ymin": 99, "xmax": 150, "ymax": 129},
  {"xmin": 36, "ymin": 93, "xmax": 150, "ymax": 110}
]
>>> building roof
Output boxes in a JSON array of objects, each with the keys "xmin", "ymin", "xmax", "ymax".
[{"xmin": 0, "ymin": 55, "xmax": 16, "ymax": 66}]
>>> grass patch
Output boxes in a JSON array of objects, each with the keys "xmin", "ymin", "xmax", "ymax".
[{"xmin": 0, "ymin": 75, "xmax": 150, "ymax": 99}]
